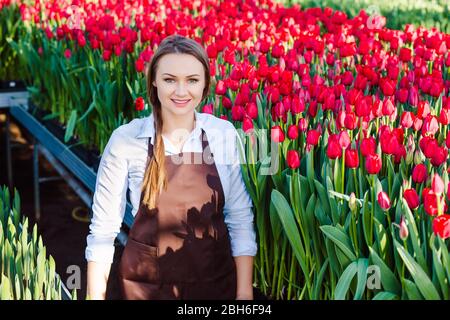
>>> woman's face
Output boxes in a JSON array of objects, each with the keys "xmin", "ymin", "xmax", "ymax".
[{"xmin": 152, "ymin": 53, "xmax": 206, "ymax": 118}]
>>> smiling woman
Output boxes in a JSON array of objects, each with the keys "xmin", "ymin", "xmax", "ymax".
[{"xmin": 85, "ymin": 34, "xmax": 257, "ymax": 300}]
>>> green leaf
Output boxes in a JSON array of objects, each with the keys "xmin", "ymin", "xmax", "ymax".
[
  {"xmin": 403, "ymin": 279, "xmax": 423, "ymax": 300},
  {"xmin": 64, "ymin": 110, "xmax": 78, "ymax": 143},
  {"xmin": 0, "ymin": 273, "xmax": 12, "ymax": 300},
  {"xmin": 335, "ymin": 261, "xmax": 357, "ymax": 300},
  {"xmin": 271, "ymin": 190, "xmax": 310, "ymax": 288},
  {"xmin": 394, "ymin": 240, "xmax": 440, "ymax": 300},
  {"xmin": 369, "ymin": 247, "xmax": 401, "ymax": 295},
  {"xmin": 372, "ymin": 292, "xmax": 398, "ymax": 300},
  {"xmin": 401, "ymin": 198, "xmax": 427, "ymax": 273},
  {"xmin": 313, "ymin": 258, "xmax": 329, "ymax": 300},
  {"xmin": 320, "ymin": 225, "xmax": 357, "ymax": 261},
  {"xmin": 354, "ymin": 258, "xmax": 369, "ymax": 300}
]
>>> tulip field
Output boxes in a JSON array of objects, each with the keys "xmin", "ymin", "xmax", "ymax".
[{"xmin": 1, "ymin": 0, "xmax": 450, "ymax": 300}]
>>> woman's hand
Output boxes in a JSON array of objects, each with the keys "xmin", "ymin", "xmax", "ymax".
[
  {"xmin": 234, "ymin": 255, "xmax": 254, "ymax": 300},
  {"xmin": 86, "ymin": 261, "xmax": 112, "ymax": 300},
  {"xmin": 236, "ymin": 293, "xmax": 254, "ymax": 300}
]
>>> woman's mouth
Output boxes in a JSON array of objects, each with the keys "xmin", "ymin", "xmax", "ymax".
[{"xmin": 171, "ymin": 99, "xmax": 191, "ymax": 107}]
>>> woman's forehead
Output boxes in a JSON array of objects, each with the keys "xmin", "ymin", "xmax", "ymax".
[{"xmin": 157, "ymin": 53, "xmax": 204, "ymax": 77}]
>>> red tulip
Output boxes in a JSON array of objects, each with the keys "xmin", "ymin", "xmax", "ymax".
[
  {"xmin": 432, "ymin": 214, "xmax": 450, "ymax": 239},
  {"xmin": 231, "ymin": 105, "xmax": 245, "ymax": 121},
  {"xmin": 242, "ymin": 117, "xmax": 254, "ymax": 133},
  {"xmin": 135, "ymin": 97, "xmax": 145, "ymax": 111},
  {"xmin": 206, "ymin": 43, "xmax": 217, "ymax": 59},
  {"xmin": 403, "ymin": 189, "xmax": 420, "ymax": 210},
  {"xmin": 222, "ymin": 97, "xmax": 232, "ymax": 109},
  {"xmin": 135, "ymin": 58, "xmax": 145, "ymax": 73},
  {"xmin": 271, "ymin": 125, "xmax": 285, "ymax": 143},
  {"xmin": 271, "ymin": 43, "xmax": 285, "ymax": 58},
  {"xmin": 102, "ymin": 49, "xmax": 112, "ymax": 61},
  {"xmin": 412, "ymin": 164, "xmax": 427, "ymax": 184},
  {"xmin": 360, "ymin": 137, "xmax": 376, "ymax": 157},
  {"xmin": 326, "ymin": 136, "xmax": 342, "ymax": 159},
  {"xmin": 422, "ymin": 188, "xmax": 444, "ymax": 216},
  {"xmin": 64, "ymin": 49, "xmax": 72, "ymax": 59},
  {"xmin": 417, "ymin": 100, "xmax": 431, "ymax": 119},
  {"xmin": 365, "ymin": 154, "xmax": 382, "ymax": 174},
  {"xmin": 380, "ymin": 77, "xmax": 396, "ymax": 96},
  {"xmin": 431, "ymin": 146, "xmax": 447, "ymax": 167},
  {"xmin": 215, "ymin": 80, "xmax": 227, "ymax": 95},
  {"xmin": 245, "ymin": 102, "xmax": 258, "ymax": 119},
  {"xmin": 378, "ymin": 191, "xmax": 391, "ymax": 210},
  {"xmin": 298, "ymin": 118, "xmax": 308, "ymax": 132},
  {"xmin": 399, "ymin": 48, "xmax": 412, "ymax": 62},
  {"xmin": 287, "ymin": 125, "xmax": 298, "ymax": 140},
  {"xmin": 202, "ymin": 103, "xmax": 213, "ymax": 114},
  {"xmin": 345, "ymin": 148, "xmax": 359, "ymax": 168},
  {"xmin": 286, "ymin": 150, "xmax": 301, "ymax": 169},
  {"xmin": 306, "ymin": 129, "xmax": 321, "ymax": 146}
]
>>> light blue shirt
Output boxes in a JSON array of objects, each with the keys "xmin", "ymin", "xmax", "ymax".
[{"xmin": 85, "ymin": 110, "xmax": 257, "ymax": 263}]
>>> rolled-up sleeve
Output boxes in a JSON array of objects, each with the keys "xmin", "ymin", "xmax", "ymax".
[
  {"xmin": 223, "ymin": 125, "xmax": 258, "ymax": 257},
  {"xmin": 85, "ymin": 129, "xmax": 128, "ymax": 263}
]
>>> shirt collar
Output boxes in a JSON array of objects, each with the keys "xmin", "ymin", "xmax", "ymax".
[{"xmin": 136, "ymin": 110, "xmax": 204, "ymax": 142}]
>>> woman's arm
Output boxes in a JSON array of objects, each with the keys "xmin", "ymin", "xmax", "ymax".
[
  {"xmin": 222, "ymin": 124, "xmax": 258, "ymax": 300},
  {"xmin": 234, "ymin": 256, "xmax": 254, "ymax": 300},
  {"xmin": 85, "ymin": 128, "xmax": 129, "ymax": 299},
  {"xmin": 86, "ymin": 261, "xmax": 112, "ymax": 300}
]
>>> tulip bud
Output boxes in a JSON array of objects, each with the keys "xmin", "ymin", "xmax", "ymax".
[
  {"xmin": 432, "ymin": 174, "xmax": 445, "ymax": 195},
  {"xmin": 404, "ymin": 189, "xmax": 419, "ymax": 210},
  {"xmin": 377, "ymin": 191, "xmax": 391, "ymax": 210},
  {"xmin": 349, "ymin": 192, "xmax": 357, "ymax": 212},
  {"xmin": 399, "ymin": 216, "xmax": 409, "ymax": 240},
  {"xmin": 406, "ymin": 152, "xmax": 413, "ymax": 165},
  {"xmin": 414, "ymin": 150, "xmax": 425, "ymax": 165},
  {"xmin": 407, "ymin": 135, "xmax": 415, "ymax": 153}
]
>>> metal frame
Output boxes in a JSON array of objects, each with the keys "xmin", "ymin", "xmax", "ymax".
[{"xmin": 7, "ymin": 103, "xmax": 134, "ymax": 228}]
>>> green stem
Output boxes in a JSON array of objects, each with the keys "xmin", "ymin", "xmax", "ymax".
[
  {"xmin": 287, "ymin": 250, "xmax": 295, "ymax": 300},
  {"xmin": 353, "ymin": 169, "xmax": 359, "ymax": 198},
  {"xmin": 341, "ymin": 148, "xmax": 345, "ymax": 194}
]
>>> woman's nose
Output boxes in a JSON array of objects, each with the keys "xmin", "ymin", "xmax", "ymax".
[{"xmin": 175, "ymin": 83, "xmax": 188, "ymax": 96}]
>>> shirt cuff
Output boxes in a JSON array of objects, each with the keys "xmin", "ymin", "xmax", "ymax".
[{"xmin": 85, "ymin": 234, "xmax": 116, "ymax": 264}]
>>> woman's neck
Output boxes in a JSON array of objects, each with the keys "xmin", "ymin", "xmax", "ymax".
[{"xmin": 160, "ymin": 110, "xmax": 196, "ymax": 137}]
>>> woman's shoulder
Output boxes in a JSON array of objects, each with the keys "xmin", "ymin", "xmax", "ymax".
[
  {"xmin": 199, "ymin": 112, "xmax": 237, "ymax": 137},
  {"xmin": 113, "ymin": 117, "xmax": 147, "ymax": 138},
  {"xmin": 104, "ymin": 117, "xmax": 147, "ymax": 156}
]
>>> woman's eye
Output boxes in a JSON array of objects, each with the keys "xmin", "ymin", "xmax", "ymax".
[{"xmin": 163, "ymin": 79, "xmax": 198, "ymax": 83}]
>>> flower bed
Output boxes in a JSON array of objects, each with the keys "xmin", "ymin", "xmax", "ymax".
[{"xmin": 0, "ymin": 186, "xmax": 75, "ymax": 299}]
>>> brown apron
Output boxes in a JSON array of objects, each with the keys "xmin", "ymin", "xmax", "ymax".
[{"xmin": 118, "ymin": 129, "xmax": 237, "ymax": 300}]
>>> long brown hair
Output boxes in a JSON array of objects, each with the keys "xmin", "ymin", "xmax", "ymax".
[{"xmin": 142, "ymin": 34, "xmax": 211, "ymax": 211}]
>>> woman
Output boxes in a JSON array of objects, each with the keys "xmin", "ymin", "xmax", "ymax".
[{"xmin": 85, "ymin": 35, "xmax": 257, "ymax": 300}]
